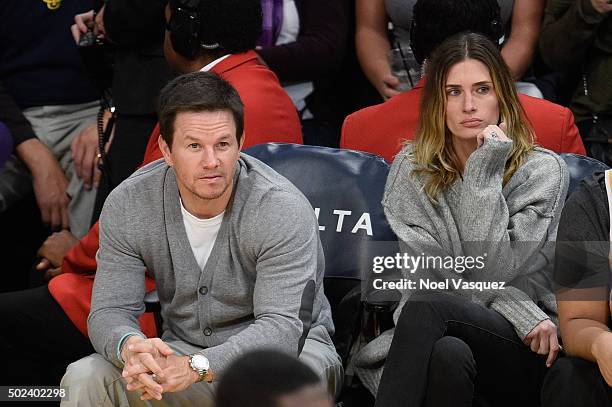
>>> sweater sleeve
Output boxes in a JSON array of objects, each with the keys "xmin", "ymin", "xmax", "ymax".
[
  {"xmin": 457, "ymin": 139, "xmax": 568, "ymax": 281},
  {"xmin": 256, "ymin": 0, "xmax": 349, "ymax": 82},
  {"xmin": 458, "ymin": 139, "xmax": 568, "ymax": 338},
  {"xmin": 539, "ymin": 0, "xmax": 606, "ymax": 71},
  {"xmin": 88, "ymin": 187, "xmax": 147, "ymax": 368}
]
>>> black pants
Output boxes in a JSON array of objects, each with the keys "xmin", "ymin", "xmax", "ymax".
[
  {"xmin": 0, "ymin": 285, "xmax": 94, "ymax": 385},
  {"xmin": 542, "ymin": 356, "xmax": 612, "ymax": 407},
  {"xmin": 0, "ymin": 194, "xmax": 46, "ymax": 292},
  {"xmin": 91, "ymin": 113, "xmax": 157, "ymax": 224},
  {"xmin": 375, "ymin": 291, "xmax": 549, "ymax": 407}
]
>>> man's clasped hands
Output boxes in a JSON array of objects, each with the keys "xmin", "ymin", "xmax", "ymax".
[{"xmin": 120, "ymin": 336, "xmax": 201, "ymax": 401}]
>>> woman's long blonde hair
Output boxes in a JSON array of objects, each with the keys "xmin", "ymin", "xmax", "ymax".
[{"xmin": 411, "ymin": 32, "xmax": 534, "ymax": 203}]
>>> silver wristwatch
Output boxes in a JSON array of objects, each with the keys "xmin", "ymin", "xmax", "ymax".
[{"xmin": 188, "ymin": 354, "xmax": 213, "ymax": 382}]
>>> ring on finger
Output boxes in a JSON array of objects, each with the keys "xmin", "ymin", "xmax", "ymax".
[{"xmin": 490, "ymin": 131, "xmax": 498, "ymax": 139}]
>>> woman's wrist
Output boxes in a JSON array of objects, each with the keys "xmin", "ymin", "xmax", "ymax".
[{"xmin": 463, "ymin": 139, "xmax": 512, "ymax": 186}]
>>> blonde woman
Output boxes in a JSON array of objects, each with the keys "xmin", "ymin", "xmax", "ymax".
[{"xmin": 363, "ymin": 32, "xmax": 569, "ymax": 406}]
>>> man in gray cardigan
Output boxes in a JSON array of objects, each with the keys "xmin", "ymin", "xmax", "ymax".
[{"xmin": 60, "ymin": 72, "xmax": 340, "ymax": 406}]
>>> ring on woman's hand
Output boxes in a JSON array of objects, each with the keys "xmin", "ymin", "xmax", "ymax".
[
  {"xmin": 490, "ymin": 131, "xmax": 498, "ymax": 138},
  {"xmin": 151, "ymin": 373, "xmax": 159, "ymax": 383}
]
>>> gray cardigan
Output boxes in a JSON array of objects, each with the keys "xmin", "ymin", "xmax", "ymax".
[
  {"xmin": 89, "ymin": 154, "xmax": 335, "ymax": 373},
  {"xmin": 354, "ymin": 138, "xmax": 569, "ymax": 395}
]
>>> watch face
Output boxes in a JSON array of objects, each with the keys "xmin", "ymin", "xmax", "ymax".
[{"xmin": 192, "ymin": 354, "xmax": 210, "ymax": 371}]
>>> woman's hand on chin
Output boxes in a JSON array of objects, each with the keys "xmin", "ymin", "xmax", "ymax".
[{"xmin": 476, "ymin": 122, "xmax": 510, "ymax": 147}]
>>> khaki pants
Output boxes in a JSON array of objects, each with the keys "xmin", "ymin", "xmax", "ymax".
[
  {"xmin": 0, "ymin": 101, "xmax": 99, "ymax": 238},
  {"xmin": 60, "ymin": 326, "xmax": 343, "ymax": 407}
]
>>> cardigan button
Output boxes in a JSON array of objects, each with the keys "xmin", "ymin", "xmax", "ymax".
[
  {"xmin": 199, "ymin": 286, "xmax": 209, "ymax": 295},
  {"xmin": 204, "ymin": 327, "xmax": 212, "ymax": 336}
]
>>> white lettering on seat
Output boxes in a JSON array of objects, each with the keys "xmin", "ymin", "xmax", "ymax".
[
  {"xmin": 314, "ymin": 208, "xmax": 325, "ymax": 231},
  {"xmin": 351, "ymin": 213, "xmax": 373, "ymax": 236},
  {"xmin": 333, "ymin": 210, "xmax": 352, "ymax": 232},
  {"xmin": 314, "ymin": 208, "xmax": 373, "ymax": 236}
]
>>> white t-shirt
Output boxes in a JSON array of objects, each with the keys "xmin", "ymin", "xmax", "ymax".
[{"xmin": 180, "ymin": 200, "xmax": 224, "ymax": 271}]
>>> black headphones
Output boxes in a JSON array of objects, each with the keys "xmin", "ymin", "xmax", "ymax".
[
  {"xmin": 168, "ymin": 0, "xmax": 220, "ymax": 59},
  {"xmin": 409, "ymin": 8, "xmax": 503, "ymax": 64}
]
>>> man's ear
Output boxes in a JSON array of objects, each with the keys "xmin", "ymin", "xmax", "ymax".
[
  {"xmin": 238, "ymin": 132, "xmax": 245, "ymax": 151},
  {"xmin": 158, "ymin": 135, "xmax": 174, "ymax": 166}
]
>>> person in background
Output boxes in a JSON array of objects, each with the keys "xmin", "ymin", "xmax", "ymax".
[
  {"xmin": 540, "ymin": 170, "xmax": 612, "ymax": 406},
  {"xmin": 341, "ymin": 0, "xmax": 586, "ymax": 163},
  {"xmin": 0, "ymin": 0, "xmax": 100, "ymax": 237},
  {"xmin": 216, "ymin": 350, "xmax": 333, "ymax": 407},
  {"xmin": 160, "ymin": 0, "xmax": 302, "ymax": 150},
  {"xmin": 539, "ymin": 0, "xmax": 612, "ymax": 165},
  {"xmin": 356, "ymin": 0, "xmax": 546, "ymax": 99},
  {"xmin": 355, "ymin": 32, "xmax": 567, "ymax": 405},
  {"xmin": 255, "ymin": 0, "xmax": 351, "ymax": 147},
  {"xmin": 71, "ymin": 0, "xmax": 174, "ymax": 224}
]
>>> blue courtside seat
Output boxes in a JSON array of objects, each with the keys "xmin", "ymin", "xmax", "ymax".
[{"xmin": 244, "ymin": 143, "xmax": 399, "ymax": 366}]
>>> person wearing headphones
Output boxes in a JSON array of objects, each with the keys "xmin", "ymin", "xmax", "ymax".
[{"xmin": 159, "ymin": 0, "xmax": 302, "ymax": 149}]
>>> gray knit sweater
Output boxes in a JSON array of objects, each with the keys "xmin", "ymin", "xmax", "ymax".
[
  {"xmin": 90, "ymin": 155, "xmax": 335, "ymax": 373},
  {"xmin": 354, "ymin": 138, "xmax": 569, "ymax": 395}
]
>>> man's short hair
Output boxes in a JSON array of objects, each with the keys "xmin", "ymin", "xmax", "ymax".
[
  {"xmin": 168, "ymin": 0, "xmax": 262, "ymax": 59},
  {"xmin": 410, "ymin": 0, "xmax": 502, "ymax": 64},
  {"xmin": 216, "ymin": 350, "xmax": 322, "ymax": 407},
  {"xmin": 158, "ymin": 71, "xmax": 244, "ymax": 148}
]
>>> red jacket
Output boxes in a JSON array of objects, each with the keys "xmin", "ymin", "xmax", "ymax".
[
  {"xmin": 49, "ymin": 51, "xmax": 303, "ymax": 337},
  {"xmin": 340, "ymin": 80, "xmax": 586, "ymax": 163}
]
